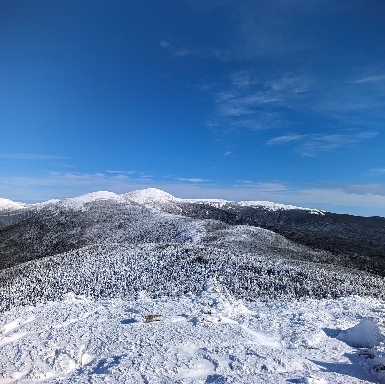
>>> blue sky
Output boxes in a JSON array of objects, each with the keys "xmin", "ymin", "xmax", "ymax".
[{"xmin": 1, "ymin": 0, "xmax": 385, "ymax": 216}]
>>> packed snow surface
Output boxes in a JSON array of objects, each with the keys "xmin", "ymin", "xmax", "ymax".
[{"xmin": 0, "ymin": 285, "xmax": 384, "ymax": 383}]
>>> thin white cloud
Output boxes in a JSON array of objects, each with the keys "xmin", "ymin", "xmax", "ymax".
[
  {"xmin": 369, "ymin": 168, "xmax": 385, "ymax": 175},
  {"xmin": 106, "ymin": 170, "xmax": 135, "ymax": 174},
  {"xmin": 230, "ymin": 70, "xmax": 257, "ymax": 88},
  {"xmin": 224, "ymin": 150, "xmax": 232, "ymax": 156},
  {"xmin": 208, "ymin": 72, "xmax": 316, "ymax": 133},
  {"xmin": 269, "ymin": 74, "xmax": 314, "ymax": 93},
  {"xmin": 266, "ymin": 134, "xmax": 303, "ymax": 145},
  {"xmin": 51, "ymin": 162, "xmax": 74, "ymax": 168},
  {"xmin": 160, "ymin": 40, "xmax": 199, "ymax": 58},
  {"xmin": 0, "ymin": 153, "xmax": 68, "ymax": 160},
  {"xmin": 160, "ymin": 40, "xmax": 172, "ymax": 49},
  {"xmin": 266, "ymin": 131, "xmax": 378, "ymax": 156},
  {"xmin": 350, "ymin": 75, "xmax": 385, "ymax": 84},
  {"xmin": 177, "ymin": 178, "xmax": 209, "ymax": 183},
  {"xmin": 160, "ymin": 40, "xmax": 230, "ymax": 60},
  {"xmin": 196, "ymin": 82, "xmax": 213, "ymax": 91}
]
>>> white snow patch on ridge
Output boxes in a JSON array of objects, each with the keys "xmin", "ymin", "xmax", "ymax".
[
  {"xmin": 238, "ymin": 200, "xmax": 325, "ymax": 214},
  {"xmin": 0, "ymin": 198, "xmax": 29, "ymax": 212},
  {"xmin": 59, "ymin": 191, "xmax": 124, "ymax": 210},
  {"xmin": 182, "ymin": 198, "xmax": 230, "ymax": 208},
  {"xmin": 0, "ymin": 198, "xmax": 59, "ymax": 213}
]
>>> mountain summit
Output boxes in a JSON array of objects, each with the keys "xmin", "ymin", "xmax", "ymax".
[{"xmin": 124, "ymin": 188, "xmax": 176, "ymax": 204}]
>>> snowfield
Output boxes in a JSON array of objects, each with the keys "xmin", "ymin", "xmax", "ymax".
[{"xmin": 0, "ymin": 282, "xmax": 384, "ymax": 383}]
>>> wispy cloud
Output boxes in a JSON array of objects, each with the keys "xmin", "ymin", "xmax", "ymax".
[
  {"xmin": 51, "ymin": 162, "xmax": 74, "ymax": 168},
  {"xmin": 177, "ymin": 178, "xmax": 209, "ymax": 183},
  {"xmin": 0, "ymin": 153, "xmax": 68, "ymax": 160},
  {"xmin": 266, "ymin": 131, "xmax": 378, "ymax": 156},
  {"xmin": 369, "ymin": 168, "xmax": 385, "ymax": 176},
  {"xmin": 350, "ymin": 74, "xmax": 385, "ymax": 84},
  {"xmin": 106, "ymin": 170, "xmax": 135, "ymax": 174},
  {"xmin": 266, "ymin": 134, "xmax": 304, "ymax": 145},
  {"xmin": 160, "ymin": 40, "xmax": 231, "ymax": 61},
  {"xmin": 224, "ymin": 150, "xmax": 232, "ymax": 156},
  {"xmin": 196, "ymin": 82, "xmax": 213, "ymax": 91},
  {"xmin": 160, "ymin": 40, "xmax": 196, "ymax": 58},
  {"xmin": 230, "ymin": 70, "xmax": 257, "ymax": 88},
  {"xmin": 206, "ymin": 71, "xmax": 314, "ymax": 133}
]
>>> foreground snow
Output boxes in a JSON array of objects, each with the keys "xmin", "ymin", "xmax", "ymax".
[{"xmin": 0, "ymin": 284, "xmax": 384, "ymax": 383}]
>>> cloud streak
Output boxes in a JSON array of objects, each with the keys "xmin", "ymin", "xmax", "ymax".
[
  {"xmin": 266, "ymin": 131, "xmax": 378, "ymax": 156},
  {"xmin": 350, "ymin": 74, "xmax": 385, "ymax": 84},
  {"xmin": 106, "ymin": 170, "xmax": 135, "ymax": 174},
  {"xmin": 177, "ymin": 178, "xmax": 209, "ymax": 183},
  {"xmin": 369, "ymin": 168, "xmax": 385, "ymax": 176},
  {"xmin": 160, "ymin": 40, "xmax": 231, "ymax": 61}
]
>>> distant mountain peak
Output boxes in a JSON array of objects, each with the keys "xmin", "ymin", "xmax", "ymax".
[
  {"xmin": 59, "ymin": 191, "xmax": 124, "ymax": 210},
  {"xmin": 124, "ymin": 188, "xmax": 176, "ymax": 204},
  {"xmin": 0, "ymin": 198, "xmax": 28, "ymax": 212}
]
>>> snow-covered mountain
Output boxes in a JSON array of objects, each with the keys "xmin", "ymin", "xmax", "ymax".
[
  {"xmin": 0, "ymin": 198, "xmax": 59, "ymax": 228},
  {"xmin": 1, "ymin": 188, "xmax": 385, "ymax": 383},
  {"xmin": 0, "ymin": 187, "xmax": 384, "ymax": 303}
]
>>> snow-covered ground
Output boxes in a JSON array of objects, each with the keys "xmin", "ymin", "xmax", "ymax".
[{"xmin": 1, "ymin": 281, "xmax": 384, "ymax": 383}]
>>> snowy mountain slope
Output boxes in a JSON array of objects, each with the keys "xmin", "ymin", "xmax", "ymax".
[
  {"xmin": 3, "ymin": 187, "xmax": 385, "ymax": 272},
  {"xmin": 0, "ymin": 288, "xmax": 384, "ymax": 383},
  {"xmin": 0, "ymin": 192, "xmax": 333, "ymax": 272},
  {"xmin": 1, "ymin": 187, "xmax": 385, "ymax": 279},
  {"xmin": 0, "ymin": 198, "xmax": 59, "ymax": 228},
  {"xmin": 0, "ymin": 198, "xmax": 188, "ymax": 270},
  {"xmin": 0, "ymin": 198, "xmax": 32, "ymax": 228},
  {"xmin": 238, "ymin": 200, "xmax": 325, "ymax": 214},
  {"xmin": 162, "ymin": 199, "xmax": 385, "ymax": 276},
  {"xmin": 1, "ymin": 241, "xmax": 384, "ymax": 313}
]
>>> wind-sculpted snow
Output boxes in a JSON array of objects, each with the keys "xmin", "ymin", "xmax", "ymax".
[
  {"xmin": 1, "ymin": 289, "xmax": 385, "ymax": 383},
  {"xmin": 1, "ymin": 242, "xmax": 384, "ymax": 313}
]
